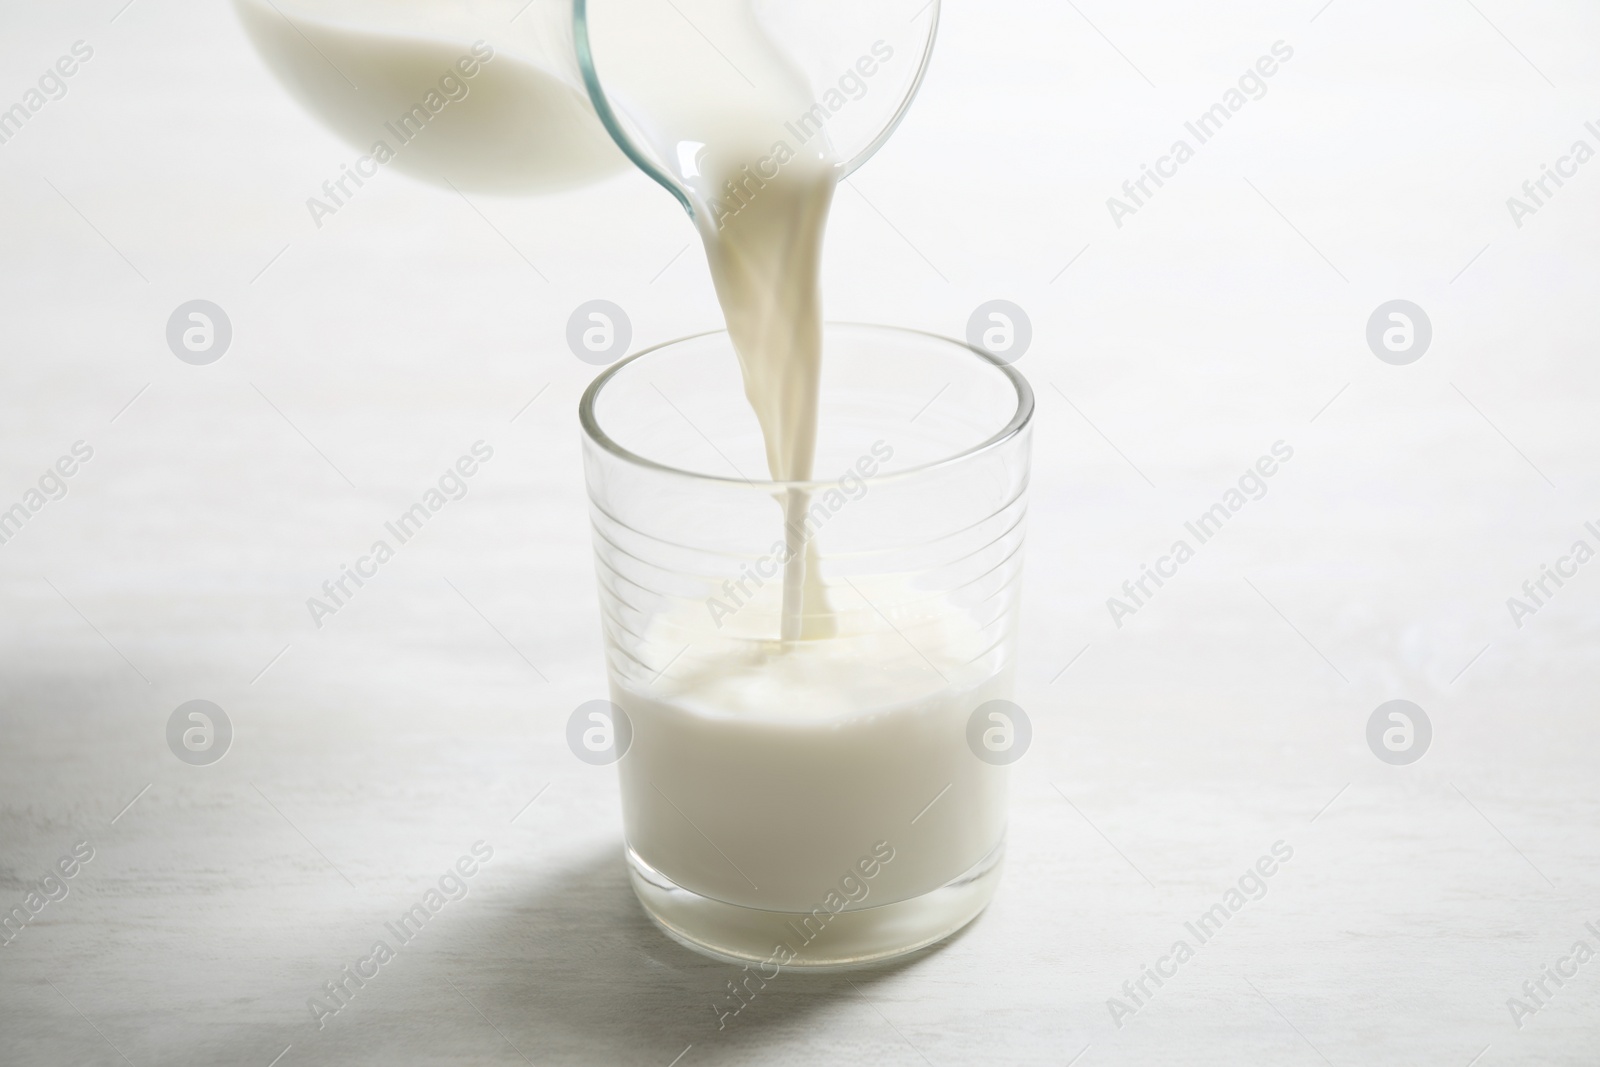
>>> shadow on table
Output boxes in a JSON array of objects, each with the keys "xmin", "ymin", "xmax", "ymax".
[{"xmin": 433, "ymin": 843, "xmax": 955, "ymax": 1066}]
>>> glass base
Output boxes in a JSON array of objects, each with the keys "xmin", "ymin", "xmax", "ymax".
[{"xmin": 625, "ymin": 840, "xmax": 1005, "ymax": 971}]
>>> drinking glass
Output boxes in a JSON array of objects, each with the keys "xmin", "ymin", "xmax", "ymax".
[{"xmin": 580, "ymin": 323, "xmax": 1033, "ymax": 967}]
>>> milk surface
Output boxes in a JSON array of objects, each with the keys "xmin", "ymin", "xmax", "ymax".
[{"xmin": 616, "ymin": 594, "xmax": 1010, "ymax": 913}]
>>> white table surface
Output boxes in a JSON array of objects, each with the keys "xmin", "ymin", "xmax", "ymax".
[{"xmin": 2, "ymin": 1, "xmax": 1598, "ymax": 1064}]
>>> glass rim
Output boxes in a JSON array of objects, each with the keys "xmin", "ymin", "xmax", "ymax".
[{"xmin": 577, "ymin": 321, "xmax": 1035, "ymax": 490}]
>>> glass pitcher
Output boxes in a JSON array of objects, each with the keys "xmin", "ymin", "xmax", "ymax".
[{"xmin": 232, "ymin": 0, "xmax": 941, "ymax": 213}]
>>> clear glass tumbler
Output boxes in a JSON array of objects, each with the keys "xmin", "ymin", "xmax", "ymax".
[{"xmin": 580, "ymin": 323, "xmax": 1033, "ymax": 969}]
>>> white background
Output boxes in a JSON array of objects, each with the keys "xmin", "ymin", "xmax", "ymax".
[{"xmin": 2, "ymin": 1, "xmax": 1598, "ymax": 1064}]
